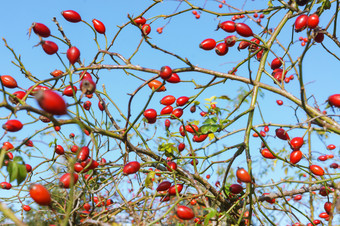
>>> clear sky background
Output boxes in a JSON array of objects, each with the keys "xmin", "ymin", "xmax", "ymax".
[{"xmin": 0, "ymin": 0, "xmax": 339, "ymax": 224}]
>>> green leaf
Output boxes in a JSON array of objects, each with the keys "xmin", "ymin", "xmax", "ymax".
[
  {"xmin": 204, "ymin": 207, "xmax": 217, "ymax": 225},
  {"xmin": 268, "ymin": 0, "xmax": 273, "ymax": 7},
  {"xmin": 204, "ymin": 96, "xmax": 216, "ymax": 102},
  {"xmin": 203, "ymin": 117, "xmax": 218, "ymax": 125},
  {"xmin": 13, "ymin": 156, "xmax": 23, "ymax": 163},
  {"xmin": 16, "ymin": 164, "xmax": 27, "ymax": 185},
  {"xmin": 145, "ymin": 171, "xmax": 155, "ymax": 189},
  {"xmin": 7, "ymin": 161, "xmax": 18, "ymax": 183},
  {"xmin": 218, "ymin": 95, "xmax": 230, "ymax": 100},
  {"xmin": 200, "ymin": 125, "xmax": 219, "ymax": 134}
]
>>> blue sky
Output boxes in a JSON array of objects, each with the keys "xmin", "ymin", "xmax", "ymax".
[{"xmin": 0, "ymin": 0, "xmax": 339, "ymax": 224}]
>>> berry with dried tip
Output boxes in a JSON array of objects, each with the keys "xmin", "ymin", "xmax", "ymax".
[
  {"xmin": 199, "ymin": 38, "xmax": 216, "ymax": 50},
  {"xmin": 2, "ymin": 119, "xmax": 23, "ymax": 132},
  {"xmin": 32, "ymin": 23, "xmax": 50, "ymax": 37}
]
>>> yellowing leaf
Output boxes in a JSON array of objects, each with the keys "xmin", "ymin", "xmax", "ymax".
[{"xmin": 208, "ymin": 133, "xmax": 215, "ymax": 140}]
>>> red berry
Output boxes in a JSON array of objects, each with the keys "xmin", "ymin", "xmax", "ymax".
[
  {"xmin": 9, "ymin": 91, "xmax": 26, "ymax": 104},
  {"xmin": 159, "ymin": 66, "xmax": 172, "ymax": 80},
  {"xmin": 67, "ymin": 46, "xmax": 80, "ymax": 65},
  {"xmin": 170, "ymin": 108, "xmax": 183, "ymax": 119},
  {"xmin": 215, "ymin": 43, "xmax": 228, "ymax": 56},
  {"xmin": 166, "ymin": 73, "xmax": 181, "ymax": 83},
  {"xmin": 32, "ymin": 23, "xmax": 50, "ymax": 37},
  {"xmin": 83, "ymin": 101, "xmax": 92, "ymax": 111},
  {"xmin": 160, "ymin": 105, "xmax": 173, "ymax": 115},
  {"xmin": 156, "ymin": 27, "xmax": 163, "ymax": 34},
  {"xmin": 41, "ymin": 41, "xmax": 58, "ymax": 55},
  {"xmin": 123, "ymin": 161, "xmax": 141, "ymax": 175},
  {"xmin": 23, "ymin": 205, "xmax": 31, "ymax": 212},
  {"xmin": 134, "ymin": 17, "xmax": 146, "ymax": 25},
  {"xmin": 185, "ymin": 124, "xmax": 199, "ymax": 134},
  {"xmin": 176, "ymin": 96, "xmax": 189, "ymax": 106},
  {"xmin": 62, "ymin": 10, "xmax": 81, "ymax": 23},
  {"xmin": 144, "ymin": 109, "xmax": 157, "ymax": 121},
  {"xmin": 235, "ymin": 23, "xmax": 253, "ymax": 37},
  {"xmin": 330, "ymin": 163, "xmax": 338, "ymax": 168},
  {"xmin": 295, "ymin": 14, "xmax": 308, "ymax": 32},
  {"xmin": 264, "ymin": 126, "xmax": 269, "ymax": 132},
  {"xmin": 55, "ymin": 145, "xmax": 65, "ymax": 155},
  {"xmin": 63, "ymin": 85, "xmax": 77, "ymax": 96},
  {"xmin": 271, "ymin": 57, "xmax": 283, "ymax": 70},
  {"xmin": 327, "ymin": 144, "xmax": 336, "ymax": 150},
  {"xmin": 328, "ymin": 94, "xmax": 340, "ymax": 107},
  {"xmin": 275, "ymin": 128, "xmax": 289, "ymax": 140},
  {"xmin": 92, "ymin": 19, "xmax": 106, "ymax": 34},
  {"xmin": 71, "ymin": 145, "xmax": 79, "ymax": 153},
  {"xmin": 35, "ymin": 90, "xmax": 67, "ymax": 115},
  {"xmin": 199, "ymin": 38, "xmax": 216, "ymax": 50},
  {"xmin": 77, "ymin": 146, "xmax": 90, "ymax": 162},
  {"xmin": 29, "ymin": 184, "xmax": 51, "ymax": 206},
  {"xmin": 238, "ymin": 41, "xmax": 251, "ymax": 50},
  {"xmin": 50, "ymin": 69, "xmax": 64, "ymax": 77},
  {"xmin": 290, "ymin": 150, "xmax": 302, "ymax": 164},
  {"xmin": 253, "ymin": 13, "xmax": 258, "ymax": 18},
  {"xmin": 319, "ymin": 212, "xmax": 329, "ymax": 218},
  {"xmin": 83, "ymin": 203, "xmax": 91, "ymax": 211},
  {"xmin": 310, "ymin": 165, "xmax": 324, "ymax": 176},
  {"xmin": 230, "ymin": 184, "xmax": 243, "ymax": 194},
  {"xmin": 168, "ymin": 184, "xmax": 183, "ymax": 195},
  {"xmin": 193, "ymin": 134, "xmax": 208, "ymax": 142},
  {"xmin": 25, "ymin": 164, "xmax": 32, "ymax": 172},
  {"xmin": 148, "ymin": 80, "xmax": 166, "ymax": 91},
  {"xmin": 276, "ymin": 100, "xmax": 283, "ymax": 105},
  {"xmin": 261, "ymin": 148, "xmax": 276, "ymax": 159},
  {"xmin": 1, "ymin": 75, "xmax": 17, "ymax": 88},
  {"xmin": 142, "ymin": 24, "xmax": 151, "ymax": 35},
  {"xmin": 2, "ymin": 119, "xmax": 23, "ymax": 132},
  {"xmin": 236, "ymin": 168, "xmax": 251, "ymax": 183},
  {"xmin": 178, "ymin": 143, "xmax": 185, "ymax": 152},
  {"xmin": 318, "ymin": 155, "xmax": 327, "ymax": 161},
  {"xmin": 219, "ymin": 21, "xmax": 236, "ymax": 32},
  {"xmin": 324, "ymin": 202, "xmax": 332, "ymax": 213},
  {"xmin": 166, "ymin": 161, "xmax": 177, "ymax": 171},
  {"xmin": 165, "ymin": 119, "xmax": 171, "ymax": 129},
  {"xmin": 290, "ymin": 137, "xmax": 304, "ymax": 151},
  {"xmin": 293, "ymin": 194, "xmax": 302, "ymax": 201},
  {"xmin": 59, "ymin": 173, "xmax": 79, "ymax": 188},
  {"xmin": 176, "ymin": 206, "xmax": 195, "ymax": 220},
  {"xmin": 98, "ymin": 100, "xmax": 105, "ymax": 111},
  {"xmin": 307, "ymin": 14, "xmax": 319, "ymax": 29},
  {"xmin": 0, "ymin": 182, "xmax": 12, "ymax": 190},
  {"xmin": 160, "ymin": 95, "xmax": 176, "ymax": 105}
]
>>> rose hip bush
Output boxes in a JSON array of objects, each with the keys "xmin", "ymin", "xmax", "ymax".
[{"xmin": 0, "ymin": 0, "xmax": 339, "ymax": 225}]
